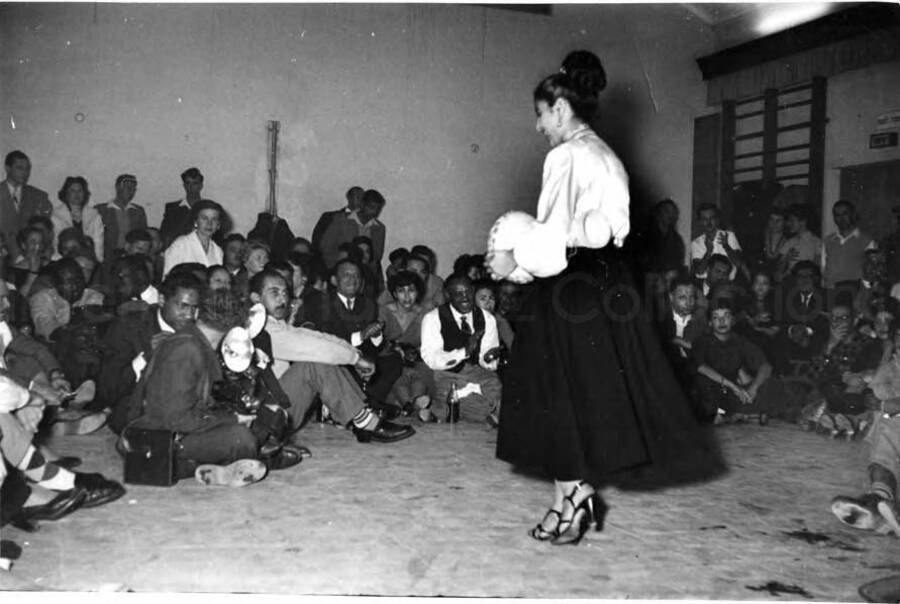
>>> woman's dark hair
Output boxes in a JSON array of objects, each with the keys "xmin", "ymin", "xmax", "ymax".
[
  {"xmin": 160, "ymin": 270, "xmax": 205, "ymax": 299},
  {"xmin": 534, "ymin": 50, "xmax": 606, "ymax": 123},
  {"xmin": 16, "ymin": 226, "xmax": 43, "ymax": 251},
  {"xmin": 389, "ymin": 247, "xmax": 409, "ymax": 265},
  {"xmin": 190, "ymin": 199, "xmax": 224, "ymax": 222},
  {"xmin": 27, "ymin": 215, "xmax": 53, "ymax": 232},
  {"xmin": 57, "ymin": 176, "xmax": 91, "ymax": 206},
  {"xmin": 206, "ymin": 264, "xmax": 232, "ymax": 286},
  {"xmin": 387, "ymin": 270, "xmax": 425, "ymax": 302}
]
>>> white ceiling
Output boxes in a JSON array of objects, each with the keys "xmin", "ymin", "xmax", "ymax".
[{"xmin": 681, "ymin": 2, "xmax": 856, "ymax": 49}]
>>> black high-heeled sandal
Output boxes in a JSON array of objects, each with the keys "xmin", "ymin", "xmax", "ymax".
[
  {"xmin": 528, "ymin": 508, "xmax": 561, "ymax": 541},
  {"xmin": 552, "ymin": 482, "xmax": 601, "ymax": 546}
]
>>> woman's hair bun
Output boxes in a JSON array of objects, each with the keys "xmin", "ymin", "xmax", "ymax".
[{"xmin": 560, "ymin": 50, "xmax": 607, "ymax": 95}]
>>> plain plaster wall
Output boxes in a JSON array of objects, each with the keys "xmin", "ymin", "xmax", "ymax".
[{"xmin": 0, "ymin": 3, "xmax": 714, "ymax": 272}]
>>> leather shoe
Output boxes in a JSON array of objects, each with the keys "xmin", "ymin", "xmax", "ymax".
[
  {"xmin": 13, "ymin": 488, "xmax": 87, "ymax": 523},
  {"xmin": 73, "ymin": 473, "xmax": 126, "ymax": 509},
  {"xmin": 265, "ymin": 445, "xmax": 303, "ymax": 471},
  {"xmin": 53, "ymin": 456, "xmax": 82, "ymax": 470},
  {"xmin": 353, "ymin": 419, "xmax": 415, "ymax": 443}
]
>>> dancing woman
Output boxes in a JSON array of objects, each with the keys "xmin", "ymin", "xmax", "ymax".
[{"xmin": 487, "ymin": 51, "xmax": 722, "ymax": 546}]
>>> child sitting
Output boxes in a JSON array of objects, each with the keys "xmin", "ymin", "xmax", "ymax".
[
  {"xmin": 378, "ymin": 270, "xmax": 436, "ymax": 422},
  {"xmin": 692, "ymin": 299, "xmax": 783, "ymax": 424}
]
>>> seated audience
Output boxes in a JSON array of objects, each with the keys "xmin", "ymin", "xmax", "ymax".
[
  {"xmin": 162, "ymin": 199, "xmax": 224, "ymax": 277},
  {"xmin": 692, "ymin": 300, "xmax": 783, "ymax": 424},
  {"xmin": 798, "ymin": 301, "xmax": 884, "ymax": 437},
  {"xmin": 385, "ymin": 247, "xmax": 409, "ymax": 285},
  {"xmin": 695, "ymin": 254, "xmax": 744, "ymax": 310},
  {"xmin": 109, "ymin": 255, "xmax": 158, "ymax": 315},
  {"xmin": 657, "ymin": 275, "xmax": 706, "ymax": 388},
  {"xmin": 99, "ymin": 271, "xmax": 202, "ymax": 434},
  {"xmin": 473, "ymin": 279, "xmax": 513, "ymax": 351},
  {"xmin": 222, "ymin": 233, "xmax": 246, "ymax": 277},
  {"xmin": 378, "ymin": 252, "xmax": 446, "ymax": 311},
  {"xmin": 379, "ymin": 270, "xmax": 436, "ymax": 421},
  {"xmin": 770, "ymin": 260, "xmax": 829, "ymax": 376},
  {"xmin": 26, "ymin": 215, "xmax": 54, "ymax": 264},
  {"xmin": 8, "ymin": 226, "xmax": 48, "ymax": 297},
  {"xmin": 126, "ymin": 289, "xmax": 285, "ymax": 487},
  {"xmin": 249, "ymin": 269, "xmax": 414, "ymax": 443},
  {"xmin": 0, "ymin": 374, "xmax": 125, "ymax": 534},
  {"xmin": 736, "ymin": 270, "xmax": 781, "ymax": 357},
  {"xmin": 51, "ymin": 176, "xmax": 105, "ymax": 262},
  {"xmin": 301, "ymin": 259, "xmax": 403, "ymax": 416},
  {"xmin": 206, "ymin": 265, "xmax": 232, "ymax": 292},
  {"xmin": 421, "ymin": 273, "xmax": 502, "ymax": 426},
  {"xmin": 232, "ymin": 239, "xmax": 270, "ymax": 301}
]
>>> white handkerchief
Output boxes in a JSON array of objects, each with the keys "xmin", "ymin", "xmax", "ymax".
[{"xmin": 457, "ymin": 382, "xmax": 483, "ymax": 399}]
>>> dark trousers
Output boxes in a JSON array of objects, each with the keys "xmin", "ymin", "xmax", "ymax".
[
  {"xmin": 353, "ymin": 353, "xmax": 403, "ymax": 407},
  {"xmin": 174, "ymin": 422, "xmax": 258, "ymax": 478},
  {"xmin": 694, "ymin": 374, "xmax": 780, "ymax": 420}
]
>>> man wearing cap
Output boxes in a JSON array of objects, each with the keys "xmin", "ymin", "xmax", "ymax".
[
  {"xmin": 160, "ymin": 167, "xmax": 204, "ymax": 249},
  {"xmin": 94, "ymin": 174, "xmax": 147, "ymax": 263}
]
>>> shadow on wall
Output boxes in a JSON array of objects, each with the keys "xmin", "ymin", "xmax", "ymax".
[{"xmin": 595, "ymin": 83, "xmax": 657, "ymax": 219}]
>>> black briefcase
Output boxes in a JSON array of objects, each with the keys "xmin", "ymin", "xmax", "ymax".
[{"xmin": 121, "ymin": 428, "xmax": 177, "ymax": 486}]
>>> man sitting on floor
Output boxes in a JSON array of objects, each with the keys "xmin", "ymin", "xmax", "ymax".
[
  {"xmin": 420, "ymin": 273, "xmax": 502, "ymax": 426},
  {"xmin": 126, "ymin": 289, "xmax": 298, "ymax": 486},
  {"xmin": 250, "ymin": 269, "xmax": 414, "ymax": 444}
]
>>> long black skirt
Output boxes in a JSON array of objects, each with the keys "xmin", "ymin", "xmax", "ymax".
[{"xmin": 496, "ymin": 247, "xmax": 725, "ymax": 489}]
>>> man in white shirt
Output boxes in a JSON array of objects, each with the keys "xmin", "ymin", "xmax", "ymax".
[
  {"xmin": 421, "ymin": 274, "xmax": 502, "ymax": 426},
  {"xmin": 691, "ymin": 203, "xmax": 745, "ymax": 282},
  {"xmin": 250, "ymin": 269, "xmax": 414, "ymax": 444}
]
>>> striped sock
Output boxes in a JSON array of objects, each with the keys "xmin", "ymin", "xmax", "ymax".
[
  {"xmin": 19, "ymin": 445, "xmax": 75, "ymax": 490},
  {"xmin": 351, "ymin": 408, "xmax": 378, "ymax": 431},
  {"xmin": 872, "ymin": 482, "xmax": 895, "ymax": 501}
]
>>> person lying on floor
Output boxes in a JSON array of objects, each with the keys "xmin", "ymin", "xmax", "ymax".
[{"xmin": 125, "ymin": 289, "xmax": 300, "ymax": 487}]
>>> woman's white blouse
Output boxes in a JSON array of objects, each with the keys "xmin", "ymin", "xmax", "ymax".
[
  {"xmin": 512, "ymin": 127, "xmax": 630, "ymax": 278},
  {"xmin": 163, "ymin": 231, "xmax": 223, "ymax": 277}
]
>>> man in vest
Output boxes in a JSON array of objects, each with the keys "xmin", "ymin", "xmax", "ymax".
[
  {"xmin": 822, "ymin": 200, "xmax": 876, "ymax": 298},
  {"xmin": 420, "ymin": 273, "xmax": 502, "ymax": 426}
]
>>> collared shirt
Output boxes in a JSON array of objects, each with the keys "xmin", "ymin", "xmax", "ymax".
[
  {"xmin": 778, "ymin": 229, "xmax": 822, "ymax": 272},
  {"xmin": 157, "ymin": 311, "xmax": 175, "ymax": 334},
  {"xmin": 141, "ymin": 285, "xmax": 160, "ymax": 306},
  {"xmin": 336, "ymin": 292, "xmax": 383, "ymax": 347},
  {"xmin": 420, "ymin": 306, "xmax": 500, "ymax": 372},
  {"xmin": 691, "ymin": 229, "xmax": 742, "ymax": 280},
  {"xmin": 7, "ymin": 182, "xmax": 21, "ymax": 207},
  {"xmin": 822, "ymin": 228, "xmax": 877, "ymax": 286},
  {"xmin": 672, "ymin": 311, "xmax": 691, "ymax": 339}
]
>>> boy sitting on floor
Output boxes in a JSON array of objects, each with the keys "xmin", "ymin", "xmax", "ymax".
[{"xmin": 692, "ymin": 299, "xmax": 783, "ymax": 424}]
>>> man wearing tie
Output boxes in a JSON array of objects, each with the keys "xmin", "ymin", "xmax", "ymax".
[
  {"xmin": 421, "ymin": 273, "xmax": 503, "ymax": 426},
  {"xmin": 0, "ymin": 151, "xmax": 51, "ymax": 259},
  {"xmin": 771, "ymin": 260, "xmax": 830, "ymax": 374}
]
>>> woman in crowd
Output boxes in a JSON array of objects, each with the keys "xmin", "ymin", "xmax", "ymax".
[
  {"xmin": 162, "ymin": 199, "xmax": 224, "ymax": 277},
  {"xmin": 487, "ymin": 50, "xmax": 721, "ymax": 546},
  {"xmin": 50, "ymin": 177, "xmax": 105, "ymax": 263}
]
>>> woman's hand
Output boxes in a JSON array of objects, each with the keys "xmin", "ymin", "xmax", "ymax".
[{"xmin": 485, "ymin": 250, "xmax": 517, "ymax": 281}]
